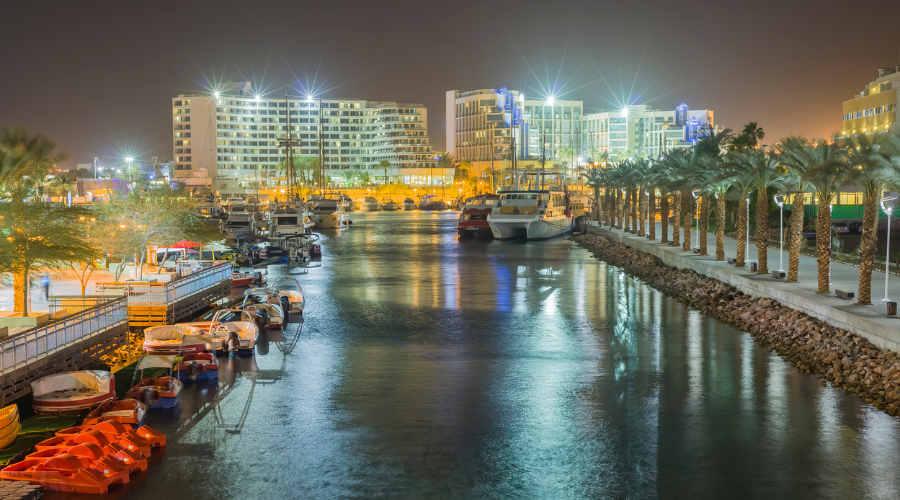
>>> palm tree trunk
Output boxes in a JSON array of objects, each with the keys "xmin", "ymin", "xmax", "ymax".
[
  {"xmin": 682, "ymin": 190, "xmax": 692, "ymax": 251},
  {"xmin": 623, "ymin": 190, "xmax": 631, "ymax": 233},
  {"xmin": 593, "ymin": 186, "xmax": 602, "ymax": 222},
  {"xmin": 672, "ymin": 192, "xmax": 681, "ymax": 247},
  {"xmin": 616, "ymin": 190, "xmax": 623, "ymax": 229},
  {"xmin": 736, "ymin": 197, "xmax": 747, "ymax": 267},
  {"xmin": 14, "ymin": 269, "xmax": 28, "ymax": 315},
  {"xmin": 638, "ymin": 189, "xmax": 646, "ymax": 237},
  {"xmin": 660, "ymin": 191, "xmax": 669, "ymax": 243},
  {"xmin": 700, "ymin": 195, "xmax": 710, "ymax": 256},
  {"xmin": 756, "ymin": 192, "xmax": 769, "ymax": 274},
  {"xmin": 857, "ymin": 191, "xmax": 879, "ymax": 305},
  {"xmin": 715, "ymin": 195, "xmax": 726, "ymax": 261},
  {"xmin": 608, "ymin": 191, "xmax": 615, "ymax": 228},
  {"xmin": 816, "ymin": 195, "xmax": 831, "ymax": 293},
  {"xmin": 648, "ymin": 190, "xmax": 656, "ymax": 240},
  {"xmin": 787, "ymin": 192, "xmax": 805, "ymax": 283},
  {"xmin": 631, "ymin": 188, "xmax": 641, "ymax": 233}
]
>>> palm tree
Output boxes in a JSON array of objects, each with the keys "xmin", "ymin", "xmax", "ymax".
[
  {"xmin": 581, "ymin": 166, "xmax": 604, "ymax": 222},
  {"xmin": 776, "ymin": 136, "xmax": 813, "ymax": 283},
  {"xmin": 695, "ymin": 127, "xmax": 734, "ymax": 257},
  {"xmin": 733, "ymin": 122, "xmax": 765, "ymax": 150},
  {"xmin": 842, "ymin": 133, "xmax": 900, "ymax": 304},
  {"xmin": 49, "ymin": 173, "xmax": 76, "ymax": 202},
  {"xmin": 716, "ymin": 161, "xmax": 754, "ymax": 267},
  {"xmin": 800, "ymin": 140, "xmax": 850, "ymax": 293},
  {"xmin": 730, "ymin": 149, "xmax": 785, "ymax": 274}
]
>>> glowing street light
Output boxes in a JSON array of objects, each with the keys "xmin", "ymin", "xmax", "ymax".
[
  {"xmin": 214, "ymin": 91, "xmax": 220, "ymax": 98},
  {"xmin": 880, "ymin": 195, "xmax": 897, "ymax": 302},
  {"xmin": 125, "ymin": 157, "xmax": 133, "ymax": 163},
  {"xmin": 774, "ymin": 194, "xmax": 785, "ymax": 275},
  {"xmin": 620, "ymin": 107, "xmax": 630, "ymax": 118},
  {"xmin": 546, "ymin": 95, "xmax": 555, "ymax": 106}
]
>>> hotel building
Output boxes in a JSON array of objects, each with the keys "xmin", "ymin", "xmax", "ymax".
[
  {"xmin": 840, "ymin": 66, "xmax": 899, "ymax": 138},
  {"xmin": 173, "ymin": 82, "xmax": 444, "ymax": 196},
  {"xmin": 446, "ymin": 88, "xmax": 719, "ymax": 177}
]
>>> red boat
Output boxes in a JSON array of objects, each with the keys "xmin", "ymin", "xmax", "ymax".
[
  {"xmin": 83, "ymin": 399, "xmax": 147, "ymax": 427},
  {"xmin": 231, "ymin": 272, "xmax": 254, "ymax": 287},
  {"xmin": 457, "ymin": 194, "xmax": 500, "ymax": 237}
]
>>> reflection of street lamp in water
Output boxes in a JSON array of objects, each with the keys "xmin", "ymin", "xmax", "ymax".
[{"xmin": 880, "ymin": 196, "xmax": 897, "ymax": 302}]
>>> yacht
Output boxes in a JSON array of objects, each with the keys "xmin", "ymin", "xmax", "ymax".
[
  {"xmin": 364, "ymin": 197, "xmax": 382, "ymax": 211},
  {"xmin": 382, "ymin": 198, "xmax": 399, "ymax": 211},
  {"xmin": 268, "ymin": 203, "xmax": 315, "ymax": 238},
  {"xmin": 337, "ymin": 194, "xmax": 357, "ymax": 212},
  {"xmin": 312, "ymin": 198, "xmax": 351, "ymax": 229},
  {"xmin": 401, "ymin": 198, "xmax": 417, "ymax": 210},
  {"xmin": 487, "ymin": 190, "xmax": 586, "ymax": 240},
  {"xmin": 456, "ymin": 194, "xmax": 500, "ymax": 238},
  {"xmin": 418, "ymin": 195, "xmax": 447, "ymax": 211},
  {"xmin": 226, "ymin": 196, "xmax": 246, "ymax": 213},
  {"xmin": 222, "ymin": 212, "xmax": 256, "ymax": 240}
]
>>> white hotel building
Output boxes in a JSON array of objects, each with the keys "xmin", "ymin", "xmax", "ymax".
[
  {"xmin": 446, "ymin": 88, "xmax": 718, "ymax": 177},
  {"xmin": 172, "ymin": 82, "xmax": 444, "ymax": 196}
]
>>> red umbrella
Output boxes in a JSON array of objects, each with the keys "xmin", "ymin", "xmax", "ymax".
[{"xmin": 170, "ymin": 240, "xmax": 201, "ymax": 249}]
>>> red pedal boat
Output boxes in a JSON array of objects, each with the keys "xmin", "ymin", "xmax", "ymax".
[
  {"xmin": 0, "ymin": 455, "xmax": 114, "ymax": 494},
  {"xmin": 174, "ymin": 353, "xmax": 219, "ymax": 380}
]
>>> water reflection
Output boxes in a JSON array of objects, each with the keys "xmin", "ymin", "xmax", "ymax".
[{"xmin": 120, "ymin": 212, "xmax": 900, "ymax": 500}]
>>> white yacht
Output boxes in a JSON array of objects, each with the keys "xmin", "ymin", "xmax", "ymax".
[
  {"xmin": 222, "ymin": 212, "xmax": 256, "ymax": 240},
  {"xmin": 487, "ymin": 190, "xmax": 586, "ymax": 240},
  {"xmin": 401, "ymin": 198, "xmax": 417, "ymax": 210},
  {"xmin": 226, "ymin": 196, "xmax": 246, "ymax": 213},
  {"xmin": 337, "ymin": 194, "xmax": 357, "ymax": 212},
  {"xmin": 364, "ymin": 197, "xmax": 382, "ymax": 211},
  {"xmin": 382, "ymin": 198, "xmax": 399, "ymax": 211},
  {"xmin": 312, "ymin": 198, "xmax": 351, "ymax": 229},
  {"xmin": 268, "ymin": 204, "xmax": 315, "ymax": 238}
]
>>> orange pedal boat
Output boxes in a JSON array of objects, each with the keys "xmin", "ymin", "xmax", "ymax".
[
  {"xmin": 83, "ymin": 399, "xmax": 147, "ymax": 427},
  {"xmin": 0, "ymin": 454, "xmax": 114, "ymax": 494}
]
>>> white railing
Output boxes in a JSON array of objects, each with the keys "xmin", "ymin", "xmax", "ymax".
[
  {"xmin": 0, "ymin": 297, "xmax": 127, "ymax": 375},
  {"xmin": 97, "ymin": 262, "xmax": 233, "ymax": 306}
]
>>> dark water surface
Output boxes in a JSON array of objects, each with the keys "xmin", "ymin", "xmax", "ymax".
[{"xmin": 88, "ymin": 212, "xmax": 900, "ymax": 499}]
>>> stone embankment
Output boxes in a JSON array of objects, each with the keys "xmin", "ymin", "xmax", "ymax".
[{"xmin": 574, "ymin": 233, "xmax": 900, "ymax": 417}]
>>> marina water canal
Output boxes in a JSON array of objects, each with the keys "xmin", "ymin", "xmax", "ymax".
[{"xmin": 113, "ymin": 211, "xmax": 900, "ymax": 499}]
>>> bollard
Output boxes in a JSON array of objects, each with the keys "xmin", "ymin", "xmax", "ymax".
[
  {"xmin": 888, "ymin": 301, "xmax": 898, "ymax": 317},
  {"xmin": 750, "ymin": 261, "xmax": 758, "ymax": 272}
]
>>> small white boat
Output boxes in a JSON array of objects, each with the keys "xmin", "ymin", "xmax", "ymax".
[
  {"xmin": 312, "ymin": 199, "xmax": 351, "ymax": 229},
  {"xmin": 204, "ymin": 309, "xmax": 259, "ymax": 352},
  {"xmin": 31, "ymin": 371, "xmax": 116, "ymax": 414},
  {"xmin": 382, "ymin": 199, "xmax": 399, "ymax": 211},
  {"xmin": 242, "ymin": 290, "xmax": 286, "ymax": 328},
  {"xmin": 402, "ymin": 198, "xmax": 417, "ymax": 210},
  {"xmin": 271, "ymin": 277, "xmax": 305, "ymax": 314},
  {"xmin": 364, "ymin": 197, "xmax": 382, "ymax": 211},
  {"xmin": 142, "ymin": 325, "xmax": 206, "ymax": 355}
]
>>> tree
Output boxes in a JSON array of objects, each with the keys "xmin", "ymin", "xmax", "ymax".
[
  {"xmin": 775, "ymin": 136, "xmax": 813, "ymax": 283},
  {"xmin": 695, "ymin": 127, "xmax": 734, "ymax": 259},
  {"xmin": 730, "ymin": 149, "xmax": 785, "ymax": 274},
  {"xmin": 841, "ymin": 133, "xmax": 900, "ymax": 304},
  {"xmin": 378, "ymin": 159, "xmax": 391, "ymax": 185},
  {"xmin": 49, "ymin": 174, "xmax": 76, "ymax": 202},
  {"xmin": 800, "ymin": 140, "xmax": 849, "ymax": 293},
  {"xmin": 733, "ymin": 122, "xmax": 765, "ymax": 150},
  {"xmin": 581, "ymin": 167, "xmax": 604, "ymax": 222},
  {"xmin": 0, "ymin": 202, "xmax": 97, "ymax": 314}
]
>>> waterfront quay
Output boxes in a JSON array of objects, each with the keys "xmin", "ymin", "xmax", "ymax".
[{"xmin": 36, "ymin": 212, "xmax": 900, "ymax": 499}]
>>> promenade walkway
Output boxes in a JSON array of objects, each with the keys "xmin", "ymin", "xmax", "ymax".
[
  {"xmin": 0, "ymin": 269, "xmax": 117, "ymax": 313},
  {"xmin": 588, "ymin": 221, "xmax": 900, "ymax": 351}
]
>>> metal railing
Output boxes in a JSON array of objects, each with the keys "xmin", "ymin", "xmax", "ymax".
[
  {"xmin": 0, "ymin": 297, "xmax": 127, "ymax": 375},
  {"xmin": 47, "ymin": 296, "xmax": 117, "ymax": 319},
  {"xmin": 96, "ymin": 262, "xmax": 233, "ymax": 306}
]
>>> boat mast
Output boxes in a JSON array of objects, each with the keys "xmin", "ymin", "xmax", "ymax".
[{"xmin": 277, "ymin": 95, "xmax": 300, "ymax": 202}]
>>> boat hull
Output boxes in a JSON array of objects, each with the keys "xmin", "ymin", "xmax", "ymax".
[
  {"xmin": 315, "ymin": 213, "xmax": 350, "ymax": 229},
  {"xmin": 488, "ymin": 215, "xmax": 573, "ymax": 240}
]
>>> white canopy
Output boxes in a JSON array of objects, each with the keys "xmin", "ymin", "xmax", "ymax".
[{"xmin": 31, "ymin": 370, "xmax": 113, "ymax": 397}]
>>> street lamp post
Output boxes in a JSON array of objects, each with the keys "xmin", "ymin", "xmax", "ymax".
[
  {"xmin": 881, "ymin": 196, "xmax": 897, "ymax": 302},
  {"xmin": 774, "ymin": 194, "xmax": 785, "ymax": 274},
  {"xmin": 645, "ymin": 189, "xmax": 650, "ymax": 237},
  {"xmin": 829, "ymin": 203, "xmax": 834, "ymax": 287},
  {"xmin": 620, "ymin": 187, "xmax": 626, "ymax": 241}
]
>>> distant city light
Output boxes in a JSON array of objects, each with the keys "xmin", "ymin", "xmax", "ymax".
[{"xmin": 253, "ymin": 94, "xmax": 261, "ymax": 102}]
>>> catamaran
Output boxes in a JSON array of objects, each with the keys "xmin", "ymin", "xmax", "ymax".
[{"xmin": 487, "ymin": 172, "xmax": 586, "ymax": 240}]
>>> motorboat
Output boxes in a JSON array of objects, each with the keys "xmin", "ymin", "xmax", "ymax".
[
  {"xmin": 271, "ymin": 277, "xmax": 305, "ymax": 314},
  {"xmin": 142, "ymin": 325, "xmax": 206, "ymax": 355},
  {"xmin": 269, "ymin": 204, "xmax": 315, "ymax": 238},
  {"xmin": 225, "ymin": 196, "xmax": 246, "ymax": 213},
  {"xmin": 488, "ymin": 189, "xmax": 587, "ymax": 240},
  {"xmin": 31, "ymin": 371, "xmax": 116, "ymax": 414},
  {"xmin": 457, "ymin": 194, "xmax": 500, "ymax": 237},
  {"xmin": 312, "ymin": 198, "xmax": 350, "ymax": 229},
  {"xmin": 363, "ymin": 197, "xmax": 382, "ymax": 211},
  {"xmin": 173, "ymin": 353, "xmax": 219, "ymax": 380},
  {"xmin": 0, "ymin": 404, "xmax": 20, "ymax": 450},
  {"xmin": 402, "ymin": 198, "xmax": 417, "ymax": 210},
  {"xmin": 83, "ymin": 399, "xmax": 147, "ymax": 428},
  {"xmin": 382, "ymin": 199, "xmax": 400, "ymax": 211},
  {"xmin": 231, "ymin": 272, "xmax": 254, "ymax": 287},
  {"xmin": 124, "ymin": 356, "xmax": 183, "ymax": 409},
  {"xmin": 337, "ymin": 193, "xmax": 357, "ymax": 212},
  {"xmin": 242, "ymin": 289, "xmax": 286, "ymax": 327},
  {"xmin": 221, "ymin": 212, "xmax": 256, "ymax": 240},
  {"xmin": 191, "ymin": 308, "xmax": 259, "ymax": 353},
  {"xmin": 418, "ymin": 195, "xmax": 447, "ymax": 211}
]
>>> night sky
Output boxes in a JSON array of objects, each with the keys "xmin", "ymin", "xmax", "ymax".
[{"xmin": 2, "ymin": 0, "xmax": 899, "ymax": 168}]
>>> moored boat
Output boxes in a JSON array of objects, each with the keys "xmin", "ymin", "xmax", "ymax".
[
  {"xmin": 0, "ymin": 404, "xmax": 20, "ymax": 450},
  {"xmin": 173, "ymin": 353, "xmax": 219, "ymax": 380},
  {"xmin": 271, "ymin": 277, "xmax": 305, "ymax": 313},
  {"xmin": 83, "ymin": 399, "xmax": 147, "ymax": 427},
  {"xmin": 382, "ymin": 198, "xmax": 399, "ymax": 211},
  {"xmin": 363, "ymin": 196, "xmax": 382, "ymax": 211},
  {"xmin": 487, "ymin": 189, "xmax": 587, "ymax": 240},
  {"xmin": 31, "ymin": 371, "xmax": 116, "ymax": 414},
  {"xmin": 124, "ymin": 356, "xmax": 182, "ymax": 409},
  {"xmin": 401, "ymin": 198, "xmax": 417, "ymax": 210},
  {"xmin": 142, "ymin": 325, "xmax": 205, "ymax": 355},
  {"xmin": 312, "ymin": 198, "xmax": 351, "ymax": 229},
  {"xmin": 457, "ymin": 194, "xmax": 500, "ymax": 237}
]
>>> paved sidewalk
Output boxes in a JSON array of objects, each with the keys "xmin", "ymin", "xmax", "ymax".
[
  {"xmin": 589, "ymin": 222, "xmax": 900, "ymax": 351},
  {"xmin": 0, "ymin": 268, "xmax": 118, "ymax": 313}
]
